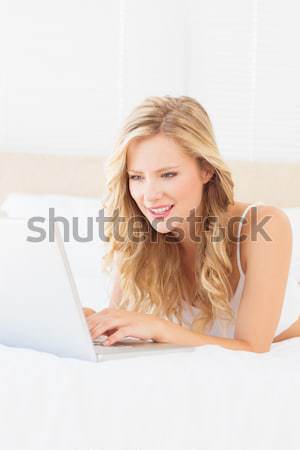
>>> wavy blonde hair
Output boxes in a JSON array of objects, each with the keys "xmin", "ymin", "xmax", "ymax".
[{"xmin": 101, "ymin": 95, "xmax": 236, "ymax": 336}]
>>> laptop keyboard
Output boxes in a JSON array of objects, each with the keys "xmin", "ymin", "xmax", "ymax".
[
  {"xmin": 93, "ymin": 341, "xmax": 133, "ymax": 348},
  {"xmin": 93, "ymin": 336, "xmax": 108, "ymax": 345},
  {"xmin": 93, "ymin": 336, "xmax": 152, "ymax": 347},
  {"xmin": 93, "ymin": 337, "xmax": 134, "ymax": 350}
]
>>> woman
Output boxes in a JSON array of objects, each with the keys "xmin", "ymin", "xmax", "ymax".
[{"xmin": 84, "ymin": 95, "xmax": 300, "ymax": 353}]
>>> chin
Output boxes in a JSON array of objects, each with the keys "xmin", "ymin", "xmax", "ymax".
[
  {"xmin": 150, "ymin": 223, "xmax": 170, "ymax": 234},
  {"xmin": 151, "ymin": 221, "xmax": 182, "ymax": 237}
]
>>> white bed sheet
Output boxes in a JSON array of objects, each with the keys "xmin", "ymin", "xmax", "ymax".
[
  {"xmin": 1, "ymin": 194, "xmax": 300, "ymax": 450},
  {"xmin": 1, "ymin": 337, "xmax": 300, "ymax": 450}
]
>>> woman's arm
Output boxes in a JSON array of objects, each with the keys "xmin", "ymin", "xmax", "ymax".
[
  {"xmin": 105, "ymin": 270, "xmax": 254, "ymax": 351},
  {"xmin": 159, "ymin": 323, "xmax": 255, "ymax": 351},
  {"xmin": 229, "ymin": 205, "xmax": 292, "ymax": 352},
  {"xmin": 85, "ymin": 308, "xmax": 258, "ymax": 351}
]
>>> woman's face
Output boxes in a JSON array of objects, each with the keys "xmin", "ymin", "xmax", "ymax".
[{"xmin": 126, "ymin": 132, "xmax": 213, "ymax": 238}]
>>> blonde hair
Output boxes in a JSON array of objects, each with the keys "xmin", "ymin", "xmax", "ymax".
[{"xmin": 101, "ymin": 95, "xmax": 236, "ymax": 336}]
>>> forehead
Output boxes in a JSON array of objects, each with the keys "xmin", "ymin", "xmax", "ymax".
[{"xmin": 127, "ymin": 133, "xmax": 192, "ymax": 170}]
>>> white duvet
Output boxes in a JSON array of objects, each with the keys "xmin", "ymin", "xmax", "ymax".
[
  {"xmin": 1, "ymin": 337, "xmax": 300, "ymax": 450},
  {"xmin": 1, "ymin": 195, "xmax": 300, "ymax": 450}
]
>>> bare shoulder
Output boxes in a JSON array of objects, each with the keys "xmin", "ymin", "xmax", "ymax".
[
  {"xmin": 239, "ymin": 203, "xmax": 292, "ymax": 239},
  {"xmin": 226, "ymin": 202, "xmax": 292, "ymax": 273},
  {"xmin": 227, "ymin": 201, "xmax": 291, "ymax": 235}
]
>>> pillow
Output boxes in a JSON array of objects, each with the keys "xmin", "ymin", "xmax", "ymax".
[
  {"xmin": 282, "ymin": 208, "xmax": 300, "ymax": 283},
  {"xmin": 0, "ymin": 193, "xmax": 103, "ymax": 221},
  {"xmin": 0, "ymin": 193, "xmax": 112, "ymax": 310}
]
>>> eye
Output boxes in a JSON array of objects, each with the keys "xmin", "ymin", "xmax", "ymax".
[
  {"xmin": 162, "ymin": 172, "xmax": 177, "ymax": 178},
  {"xmin": 128, "ymin": 175, "xmax": 142, "ymax": 181},
  {"xmin": 128, "ymin": 172, "xmax": 178, "ymax": 181}
]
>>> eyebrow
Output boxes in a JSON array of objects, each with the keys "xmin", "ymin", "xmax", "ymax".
[{"xmin": 127, "ymin": 165, "xmax": 180, "ymax": 174}]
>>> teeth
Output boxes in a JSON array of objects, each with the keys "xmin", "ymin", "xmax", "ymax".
[{"xmin": 150, "ymin": 205, "xmax": 172, "ymax": 213}]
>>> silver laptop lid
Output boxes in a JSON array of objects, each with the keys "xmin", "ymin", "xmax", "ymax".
[{"xmin": 0, "ymin": 217, "xmax": 97, "ymax": 362}]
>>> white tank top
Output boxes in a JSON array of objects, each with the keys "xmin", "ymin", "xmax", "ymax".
[{"xmin": 180, "ymin": 202, "xmax": 300, "ymax": 338}]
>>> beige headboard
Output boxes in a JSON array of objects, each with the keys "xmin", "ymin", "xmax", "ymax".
[{"xmin": 0, "ymin": 152, "xmax": 299, "ymax": 208}]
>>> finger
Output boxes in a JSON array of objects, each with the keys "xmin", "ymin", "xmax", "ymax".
[
  {"xmin": 94, "ymin": 328, "xmax": 118, "ymax": 338},
  {"xmin": 104, "ymin": 328, "xmax": 119, "ymax": 336},
  {"xmin": 90, "ymin": 319, "xmax": 123, "ymax": 340},
  {"xmin": 103, "ymin": 327, "xmax": 132, "ymax": 346},
  {"xmin": 90, "ymin": 329, "xmax": 118, "ymax": 343}
]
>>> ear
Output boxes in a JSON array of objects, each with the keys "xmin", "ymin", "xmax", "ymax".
[{"xmin": 200, "ymin": 167, "xmax": 214, "ymax": 184}]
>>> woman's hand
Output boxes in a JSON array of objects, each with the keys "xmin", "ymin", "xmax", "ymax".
[
  {"xmin": 85, "ymin": 307, "xmax": 175, "ymax": 346},
  {"xmin": 83, "ymin": 307, "xmax": 117, "ymax": 338}
]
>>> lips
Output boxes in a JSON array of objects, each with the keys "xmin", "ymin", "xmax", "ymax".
[{"xmin": 148, "ymin": 204, "xmax": 174, "ymax": 218}]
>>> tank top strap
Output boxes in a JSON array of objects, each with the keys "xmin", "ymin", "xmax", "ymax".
[{"xmin": 236, "ymin": 201, "xmax": 265, "ymax": 277}]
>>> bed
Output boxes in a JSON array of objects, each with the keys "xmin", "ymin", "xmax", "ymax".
[{"xmin": 0, "ymin": 152, "xmax": 300, "ymax": 450}]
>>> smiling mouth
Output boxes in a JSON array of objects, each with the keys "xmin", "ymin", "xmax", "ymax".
[{"xmin": 148, "ymin": 204, "xmax": 174, "ymax": 217}]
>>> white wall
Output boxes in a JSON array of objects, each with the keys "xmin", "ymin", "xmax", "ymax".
[{"xmin": 0, "ymin": 0, "xmax": 299, "ymax": 161}]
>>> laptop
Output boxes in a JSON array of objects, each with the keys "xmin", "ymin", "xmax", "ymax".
[{"xmin": 0, "ymin": 217, "xmax": 195, "ymax": 362}]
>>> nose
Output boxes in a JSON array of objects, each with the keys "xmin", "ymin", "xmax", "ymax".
[{"xmin": 143, "ymin": 179, "xmax": 163, "ymax": 204}]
